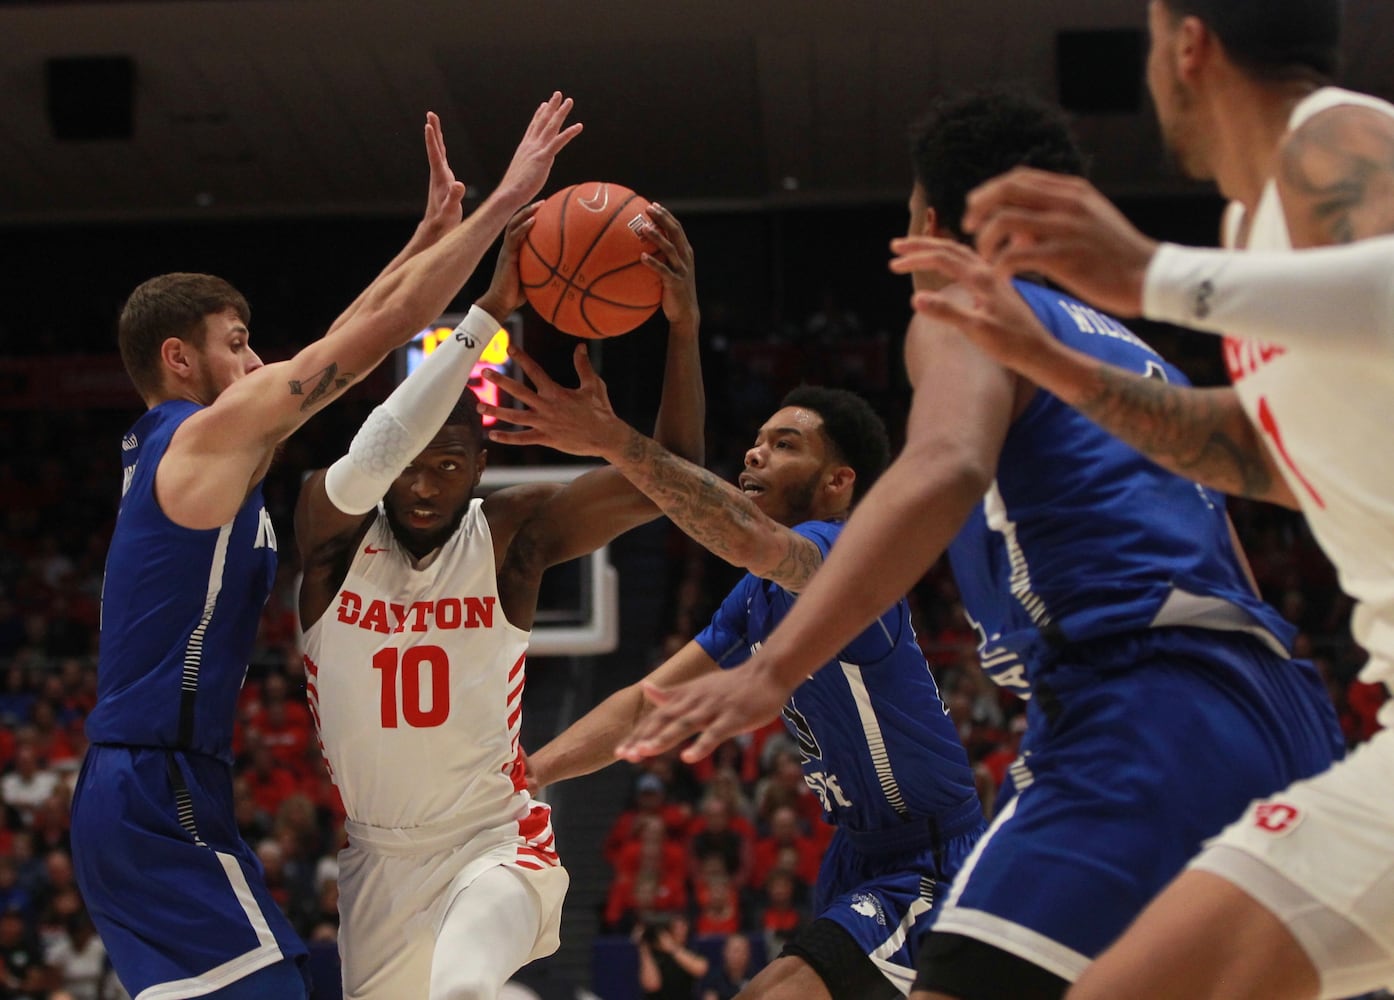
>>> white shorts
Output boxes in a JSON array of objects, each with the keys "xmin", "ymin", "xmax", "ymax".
[
  {"xmin": 1189, "ymin": 728, "xmax": 1394, "ymax": 999},
  {"xmin": 337, "ymin": 812, "xmax": 569, "ymax": 1000}
]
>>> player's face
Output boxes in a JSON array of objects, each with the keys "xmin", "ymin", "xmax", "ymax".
[
  {"xmin": 383, "ymin": 425, "xmax": 485, "ymax": 556},
  {"xmin": 190, "ymin": 309, "xmax": 262, "ymax": 402},
  {"xmin": 739, "ymin": 406, "xmax": 839, "ymax": 527}
]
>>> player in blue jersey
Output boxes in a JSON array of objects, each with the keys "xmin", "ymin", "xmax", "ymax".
[
  {"xmin": 71, "ymin": 97, "xmax": 581, "ymax": 999},
  {"xmin": 612, "ymin": 92, "xmax": 1344, "ymax": 1000},
  {"xmin": 492, "ymin": 376, "xmax": 986, "ymax": 999}
]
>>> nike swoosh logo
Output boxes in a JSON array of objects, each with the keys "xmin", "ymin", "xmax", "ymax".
[
  {"xmin": 577, "ymin": 183, "xmax": 610, "ymax": 213},
  {"xmin": 363, "ymin": 544, "xmax": 388, "ymax": 554}
]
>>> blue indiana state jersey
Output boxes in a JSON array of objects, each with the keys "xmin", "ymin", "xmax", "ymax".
[
  {"xmin": 947, "ymin": 281, "xmax": 1296, "ymax": 699},
  {"xmin": 85, "ymin": 401, "xmax": 277, "ymax": 761},
  {"xmin": 695, "ymin": 519, "xmax": 980, "ymax": 835}
]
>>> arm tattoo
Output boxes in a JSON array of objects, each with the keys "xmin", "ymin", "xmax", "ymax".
[
  {"xmin": 289, "ymin": 363, "xmax": 355, "ymax": 412},
  {"xmin": 1280, "ymin": 108, "xmax": 1394, "ymax": 245},
  {"xmin": 1078, "ymin": 367, "xmax": 1279, "ymax": 501},
  {"xmin": 619, "ymin": 428, "xmax": 823, "ymax": 591}
]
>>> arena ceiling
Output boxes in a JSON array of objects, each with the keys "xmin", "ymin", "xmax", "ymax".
[{"xmin": 3, "ymin": 0, "xmax": 1393, "ymax": 225}]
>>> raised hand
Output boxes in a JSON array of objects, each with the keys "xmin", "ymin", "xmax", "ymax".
[
  {"xmin": 475, "ymin": 204, "xmax": 541, "ymax": 322},
  {"xmin": 962, "ymin": 167, "xmax": 1159, "ymax": 317},
  {"xmin": 479, "ymin": 344, "xmax": 630, "ymax": 459},
  {"xmin": 420, "ymin": 111, "xmax": 467, "ymax": 239},
  {"xmin": 639, "ymin": 204, "xmax": 699, "ymax": 329},
  {"xmin": 889, "ymin": 235, "xmax": 1060, "ymax": 374},
  {"xmin": 496, "ymin": 92, "xmax": 584, "ymax": 211},
  {"xmin": 613, "ymin": 662, "xmax": 792, "ymax": 765}
]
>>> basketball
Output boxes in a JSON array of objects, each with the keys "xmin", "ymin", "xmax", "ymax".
[{"xmin": 520, "ymin": 182, "xmax": 664, "ymax": 339}]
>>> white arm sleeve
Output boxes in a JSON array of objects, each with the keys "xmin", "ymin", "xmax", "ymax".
[
  {"xmin": 323, "ymin": 305, "xmax": 498, "ymax": 514},
  {"xmin": 1142, "ymin": 238, "xmax": 1394, "ymax": 354}
]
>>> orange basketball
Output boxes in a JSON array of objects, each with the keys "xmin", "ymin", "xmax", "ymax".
[{"xmin": 520, "ymin": 182, "xmax": 663, "ymax": 339}]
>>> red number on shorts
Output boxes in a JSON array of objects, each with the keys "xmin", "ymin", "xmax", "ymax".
[
  {"xmin": 1255, "ymin": 396, "xmax": 1324, "ymax": 509},
  {"xmin": 371, "ymin": 645, "xmax": 450, "ymax": 729}
]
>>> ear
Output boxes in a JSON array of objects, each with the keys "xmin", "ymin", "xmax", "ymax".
[
  {"xmin": 921, "ymin": 205, "xmax": 943, "ymax": 239},
  {"xmin": 474, "ymin": 448, "xmax": 489, "ymax": 482},
  {"xmin": 1174, "ymin": 14, "xmax": 1210, "ymax": 82},
  {"xmin": 159, "ymin": 337, "xmax": 196, "ymax": 384},
  {"xmin": 825, "ymin": 465, "xmax": 856, "ymax": 502}
]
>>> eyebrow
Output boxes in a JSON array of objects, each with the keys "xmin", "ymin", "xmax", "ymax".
[{"xmin": 761, "ymin": 426, "xmax": 806, "ymax": 438}]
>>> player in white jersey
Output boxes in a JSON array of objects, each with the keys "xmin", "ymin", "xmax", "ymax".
[
  {"xmin": 295, "ymin": 201, "xmax": 704, "ymax": 1000},
  {"xmin": 885, "ymin": 1, "xmax": 1394, "ymax": 997}
]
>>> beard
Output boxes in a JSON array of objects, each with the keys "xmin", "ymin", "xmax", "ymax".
[
  {"xmin": 383, "ymin": 499, "xmax": 469, "ymax": 559},
  {"xmin": 774, "ymin": 470, "xmax": 823, "ymax": 527}
]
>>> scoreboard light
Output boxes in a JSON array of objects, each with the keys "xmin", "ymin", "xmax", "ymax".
[{"xmin": 400, "ymin": 312, "xmax": 522, "ymax": 426}]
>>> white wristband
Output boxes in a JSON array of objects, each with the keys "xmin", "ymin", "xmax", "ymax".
[
  {"xmin": 1143, "ymin": 240, "xmax": 1394, "ymax": 354},
  {"xmin": 324, "ymin": 305, "xmax": 499, "ymax": 514}
]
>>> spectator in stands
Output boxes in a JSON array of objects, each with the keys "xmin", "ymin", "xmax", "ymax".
[
  {"xmin": 687, "ymin": 795, "xmax": 753, "ymax": 889},
  {"xmin": 0, "ymin": 859, "xmax": 32, "ymax": 922},
  {"xmin": 701, "ymin": 934, "xmax": 755, "ymax": 1000},
  {"xmin": 44, "ymin": 907, "xmax": 109, "ymax": 1000},
  {"xmin": 695, "ymin": 854, "xmax": 743, "ymax": 934},
  {"xmin": 603, "ymin": 772, "xmax": 690, "ymax": 869},
  {"xmin": 759, "ymin": 869, "xmax": 807, "ymax": 959},
  {"xmin": 636, "ymin": 915, "xmax": 708, "ymax": 1000},
  {"xmin": 751, "ymin": 805, "xmax": 821, "ymax": 889},
  {"xmin": 1, "ymin": 746, "xmax": 57, "ymax": 828},
  {"xmin": 242, "ymin": 739, "xmax": 298, "ymax": 820},
  {"xmin": 0, "ymin": 905, "xmax": 48, "ymax": 999}
]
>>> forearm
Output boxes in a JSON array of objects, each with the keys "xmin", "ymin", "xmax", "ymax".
[
  {"xmin": 1144, "ymin": 240, "xmax": 1394, "ymax": 354},
  {"xmin": 608, "ymin": 428, "xmax": 794, "ymax": 576},
  {"xmin": 530, "ymin": 684, "xmax": 650, "ymax": 788},
  {"xmin": 1011, "ymin": 337, "xmax": 1296, "ymax": 506},
  {"xmin": 322, "ymin": 305, "xmax": 498, "ymax": 514},
  {"xmin": 649, "ymin": 317, "xmax": 706, "ymax": 464}
]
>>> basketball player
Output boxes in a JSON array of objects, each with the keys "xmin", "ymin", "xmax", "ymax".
[
  {"xmin": 612, "ymin": 91, "xmax": 1344, "ymax": 1000},
  {"xmin": 488, "ymin": 375, "xmax": 986, "ymax": 999},
  {"xmin": 70, "ymin": 95, "xmax": 581, "ymax": 1000},
  {"xmin": 889, "ymin": 2, "xmax": 1394, "ymax": 996},
  {"xmin": 294, "ymin": 199, "xmax": 705, "ymax": 999}
]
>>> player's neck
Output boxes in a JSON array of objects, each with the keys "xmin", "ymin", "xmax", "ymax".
[{"xmin": 1209, "ymin": 78, "xmax": 1321, "ymax": 210}]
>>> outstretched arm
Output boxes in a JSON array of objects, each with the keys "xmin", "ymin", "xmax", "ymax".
[
  {"xmin": 889, "ymin": 237, "xmax": 1298, "ymax": 509},
  {"xmin": 160, "ymin": 94, "xmax": 582, "ymax": 530},
  {"xmin": 527, "ymin": 640, "xmax": 720, "ymax": 791},
  {"xmin": 481, "ymin": 344, "xmax": 822, "ymax": 591},
  {"xmin": 616, "ymin": 303, "xmax": 1016, "ymax": 763}
]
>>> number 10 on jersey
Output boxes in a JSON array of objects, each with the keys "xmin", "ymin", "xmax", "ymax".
[{"xmin": 372, "ymin": 645, "xmax": 450, "ymax": 728}]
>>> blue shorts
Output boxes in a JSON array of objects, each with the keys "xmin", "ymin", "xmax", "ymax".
[
  {"xmin": 814, "ymin": 798, "xmax": 986, "ymax": 993},
  {"xmin": 71, "ymin": 744, "xmax": 308, "ymax": 997},
  {"xmin": 931, "ymin": 628, "xmax": 1343, "ymax": 982}
]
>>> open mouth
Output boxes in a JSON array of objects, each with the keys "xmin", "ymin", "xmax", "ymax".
[
  {"xmin": 738, "ymin": 474, "xmax": 766, "ymax": 498},
  {"xmin": 406, "ymin": 507, "xmax": 440, "ymax": 527}
]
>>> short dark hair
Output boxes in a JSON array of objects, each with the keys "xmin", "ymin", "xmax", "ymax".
[
  {"xmin": 118, "ymin": 273, "xmax": 250, "ymax": 401},
  {"xmin": 910, "ymin": 91, "xmax": 1086, "ymax": 241},
  {"xmin": 780, "ymin": 386, "xmax": 890, "ymax": 505},
  {"xmin": 1160, "ymin": 0, "xmax": 1341, "ymax": 82},
  {"xmin": 441, "ymin": 389, "xmax": 487, "ymax": 448}
]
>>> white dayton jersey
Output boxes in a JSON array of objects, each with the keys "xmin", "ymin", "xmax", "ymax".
[
  {"xmin": 302, "ymin": 497, "xmax": 558, "ymax": 865},
  {"xmin": 1224, "ymin": 86, "xmax": 1394, "ymax": 721}
]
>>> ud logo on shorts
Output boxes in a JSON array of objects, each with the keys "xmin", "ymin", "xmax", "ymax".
[{"xmin": 1254, "ymin": 802, "xmax": 1303, "ymax": 835}]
